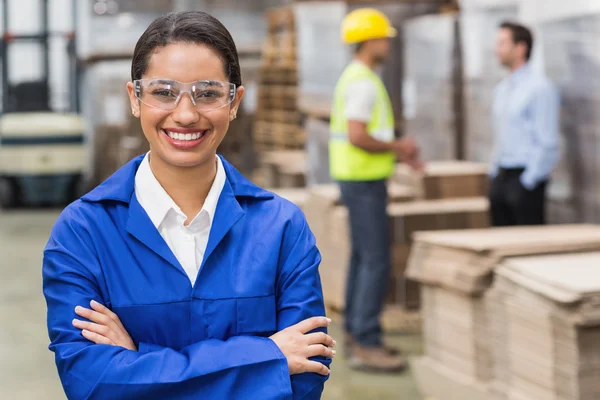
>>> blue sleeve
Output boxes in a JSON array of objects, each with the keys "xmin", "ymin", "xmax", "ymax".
[
  {"xmin": 42, "ymin": 208, "xmax": 292, "ymax": 400},
  {"xmin": 520, "ymin": 82, "xmax": 561, "ymax": 189},
  {"xmin": 275, "ymin": 207, "xmax": 332, "ymax": 400}
]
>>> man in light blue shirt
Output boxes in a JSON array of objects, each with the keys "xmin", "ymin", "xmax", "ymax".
[{"xmin": 489, "ymin": 22, "xmax": 560, "ymax": 226}]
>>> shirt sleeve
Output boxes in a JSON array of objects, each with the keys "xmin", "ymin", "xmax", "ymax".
[
  {"xmin": 42, "ymin": 206, "xmax": 293, "ymax": 400},
  {"xmin": 520, "ymin": 81, "xmax": 561, "ymax": 189},
  {"xmin": 275, "ymin": 207, "xmax": 332, "ymax": 400},
  {"xmin": 344, "ymin": 79, "xmax": 377, "ymax": 122}
]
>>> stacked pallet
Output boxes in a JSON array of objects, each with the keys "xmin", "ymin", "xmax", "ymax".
[
  {"xmin": 254, "ymin": 7, "xmax": 303, "ymax": 152},
  {"xmin": 495, "ymin": 252, "xmax": 600, "ymax": 400},
  {"xmin": 406, "ymin": 225, "xmax": 600, "ymax": 400}
]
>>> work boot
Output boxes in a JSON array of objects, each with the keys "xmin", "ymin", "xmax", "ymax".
[
  {"xmin": 348, "ymin": 344, "xmax": 407, "ymax": 373},
  {"xmin": 344, "ymin": 334, "xmax": 401, "ymax": 358}
]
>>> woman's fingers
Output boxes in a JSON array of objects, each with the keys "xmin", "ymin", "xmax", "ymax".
[
  {"xmin": 294, "ymin": 317, "xmax": 332, "ymax": 334},
  {"xmin": 75, "ymin": 306, "xmax": 112, "ymax": 327},
  {"xmin": 303, "ymin": 360, "xmax": 330, "ymax": 376},
  {"xmin": 90, "ymin": 300, "xmax": 126, "ymax": 330},
  {"xmin": 304, "ymin": 332, "xmax": 336, "ymax": 348},
  {"xmin": 72, "ymin": 319, "xmax": 112, "ymax": 337},
  {"xmin": 306, "ymin": 344, "xmax": 336, "ymax": 359},
  {"xmin": 81, "ymin": 329, "xmax": 114, "ymax": 346}
]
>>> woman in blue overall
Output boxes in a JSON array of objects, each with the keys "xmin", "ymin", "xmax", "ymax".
[{"xmin": 42, "ymin": 11, "xmax": 334, "ymax": 400}]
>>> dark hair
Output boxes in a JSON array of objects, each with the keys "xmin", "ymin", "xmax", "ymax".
[
  {"xmin": 131, "ymin": 11, "xmax": 242, "ymax": 86},
  {"xmin": 500, "ymin": 21, "xmax": 534, "ymax": 61}
]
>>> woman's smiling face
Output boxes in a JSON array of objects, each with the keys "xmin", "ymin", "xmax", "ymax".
[{"xmin": 127, "ymin": 42, "xmax": 244, "ymax": 169}]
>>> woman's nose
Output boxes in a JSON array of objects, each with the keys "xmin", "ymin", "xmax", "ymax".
[{"xmin": 171, "ymin": 94, "xmax": 200, "ymax": 126}]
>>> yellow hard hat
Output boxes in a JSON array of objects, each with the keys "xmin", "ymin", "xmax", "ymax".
[{"xmin": 341, "ymin": 8, "xmax": 397, "ymax": 44}]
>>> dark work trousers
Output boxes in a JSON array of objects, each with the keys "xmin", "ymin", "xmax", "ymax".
[
  {"xmin": 489, "ymin": 168, "xmax": 548, "ymax": 226},
  {"xmin": 338, "ymin": 179, "xmax": 390, "ymax": 348}
]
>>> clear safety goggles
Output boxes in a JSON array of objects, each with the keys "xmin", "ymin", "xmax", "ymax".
[{"xmin": 133, "ymin": 78, "xmax": 237, "ymax": 111}]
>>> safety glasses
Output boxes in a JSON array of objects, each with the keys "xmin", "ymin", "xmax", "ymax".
[{"xmin": 133, "ymin": 78, "xmax": 237, "ymax": 111}]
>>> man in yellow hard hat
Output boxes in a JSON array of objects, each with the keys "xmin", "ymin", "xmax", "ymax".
[{"xmin": 329, "ymin": 8, "xmax": 422, "ymax": 373}]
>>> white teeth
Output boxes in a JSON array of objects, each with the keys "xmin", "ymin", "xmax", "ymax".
[{"xmin": 166, "ymin": 130, "xmax": 206, "ymax": 141}]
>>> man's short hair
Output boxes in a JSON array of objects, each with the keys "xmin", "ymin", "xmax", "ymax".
[{"xmin": 500, "ymin": 21, "xmax": 534, "ymax": 61}]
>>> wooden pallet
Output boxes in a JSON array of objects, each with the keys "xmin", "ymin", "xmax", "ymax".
[
  {"xmin": 257, "ymin": 85, "xmax": 298, "ymax": 111},
  {"xmin": 253, "ymin": 6, "xmax": 303, "ymax": 152},
  {"xmin": 256, "ymin": 110, "xmax": 301, "ymax": 125},
  {"xmin": 254, "ymin": 121, "xmax": 305, "ymax": 150},
  {"xmin": 264, "ymin": 7, "xmax": 297, "ymax": 66},
  {"xmin": 259, "ymin": 65, "xmax": 298, "ymax": 85}
]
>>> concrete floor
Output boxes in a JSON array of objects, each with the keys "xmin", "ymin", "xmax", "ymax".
[{"xmin": 0, "ymin": 210, "xmax": 424, "ymax": 400}]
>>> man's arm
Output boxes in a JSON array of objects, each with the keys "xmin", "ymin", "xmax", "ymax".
[
  {"xmin": 343, "ymin": 79, "xmax": 392, "ymax": 153},
  {"xmin": 43, "ymin": 207, "xmax": 293, "ymax": 400},
  {"xmin": 347, "ymin": 120, "xmax": 394, "ymax": 153},
  {"xmin": 520, "ymin": 82, "xmax": 560, "ymax": 189}
]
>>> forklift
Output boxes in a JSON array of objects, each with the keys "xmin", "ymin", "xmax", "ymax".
[{"xmin": 0, "ymin": 0, "xmax": 86, "ymax": 208}]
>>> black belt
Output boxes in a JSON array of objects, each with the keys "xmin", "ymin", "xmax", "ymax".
[{"xmin": 498, "ymin": 167, "xmax": 525, "ymax": 177}]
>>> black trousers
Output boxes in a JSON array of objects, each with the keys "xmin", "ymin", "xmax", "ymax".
[{"xmin": 489, "ymin": 168, "xmax": 548, "ymax": 226}]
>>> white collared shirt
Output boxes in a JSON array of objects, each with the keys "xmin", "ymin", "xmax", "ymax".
[{"xmin": 134, "ymin": 153, "xmax": 226, "ymax": 285}]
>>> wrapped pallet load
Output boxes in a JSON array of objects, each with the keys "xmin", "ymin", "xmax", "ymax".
[{"xmin": 407, "ymin": 224, "xmax": 600, "ymax": 400}]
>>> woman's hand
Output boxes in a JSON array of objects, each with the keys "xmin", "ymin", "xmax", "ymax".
[
  {"xmin": 72, "ymin": 300, "xmax": 137, "ymax": 351},
  {"xmin": 270, "ymin": 316, "xmax": 336, "ymax": 376}
]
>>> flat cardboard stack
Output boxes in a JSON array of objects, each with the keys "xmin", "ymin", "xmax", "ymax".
[
  {"xmin": 494, "ymin": 252, "xmax": 600, "ymax": 400},
  {"xmin": 407, "ymin": 225, "xmax": 600, "ymax": 400},
  {"xmin": 393, "ymin": 161, "xmax": 489, "ymax": 200}
]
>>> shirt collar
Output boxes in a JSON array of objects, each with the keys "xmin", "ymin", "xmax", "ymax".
[
  {"xmin": 133, "ymin": 153, "xmax": 227, "ymax": 230},
  {"xmin": 82, "ymin": 154, "xmax": 272, "ymax": 205},
  {"xmin": 508, "ymin": 63, "xmax": 532, "ymax": 84},
  {"xmin": 134, "ymin": 153, "xmax": 175, "ymax": 229}
]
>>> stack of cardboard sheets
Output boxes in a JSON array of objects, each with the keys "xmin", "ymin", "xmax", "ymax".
[
  {"xmin": 393, "ymin": 161, "xmax": 489, "ymax": 200},
  {"xmin": 406, "ymin": 225, "xmax": 600, "ymax": 400},
  {"xmin": 495, "ymin": 252, "xmax": 600, "ymax": 400}
]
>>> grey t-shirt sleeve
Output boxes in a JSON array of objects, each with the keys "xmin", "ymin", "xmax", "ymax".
[{"xmin": 343, "ymin": 79, "xmax": 377, "ymax": 122}]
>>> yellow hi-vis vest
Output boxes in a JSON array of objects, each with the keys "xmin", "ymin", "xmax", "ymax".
[{"xmin": 329, "ymin": 62, "xmax": 395, "ymax": 181}]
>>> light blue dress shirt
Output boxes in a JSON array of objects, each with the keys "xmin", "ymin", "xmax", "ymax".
[{"xmin": 490, "ymin": 63, "xmax": 560, "ymax": 190}]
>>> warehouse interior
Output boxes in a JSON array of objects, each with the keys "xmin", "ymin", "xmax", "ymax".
[{"xmin": 1, "ymin": 0, "xmax": 600, "ymax": 399}]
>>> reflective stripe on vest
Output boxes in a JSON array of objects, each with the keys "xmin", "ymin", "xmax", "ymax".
[{"xmin": 329, "ymin": 62, "xmax": 395, "ymax": 181}]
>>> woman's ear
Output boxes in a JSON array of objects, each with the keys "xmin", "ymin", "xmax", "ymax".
[
  {"xmin": 230, "ymin": 86, "xmax": 245, "ymax": 121},
  {"xmin": 126, "ymin": 82, "xmax": 140, "ymax": 118}
]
